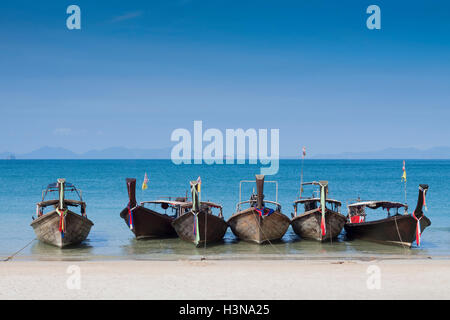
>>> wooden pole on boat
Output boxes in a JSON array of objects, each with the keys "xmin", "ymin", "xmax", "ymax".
[
  {"xmin": 190, "ymin": 180, "xmax": 201, "ymax": 246},
  {"xmin": 126, "ymin": 178, "xmax": 137, "ymax": 208},
  {"xmin": 57, "ymin": 178, "xmax": 65, "ymax": 210},
  {"xmin": 299, "ymin": 146, "xmax": 306, "ymax": 199},
  {"xmin": 402, "ymin": 160, "xmax": 407, "ymax": 207},
  {"xmin": 255, "ymin": 175, "xmax": 265, "ymax": 209},
  {"xmin": 404, "ymin": 179, "xmax": 407, "ymax": 206},
  {"xmin": 191, "ymin": 181, "xmax": 200, "ymax": 213}
]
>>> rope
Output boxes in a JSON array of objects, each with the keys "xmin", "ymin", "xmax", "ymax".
[
  {"xmin": 393, "ymin": 216, "xmax": 407, "ymax": 250},
  {"xmin": 250, "ymin": 209, "xmax": 284, "ymax": 255},
  {"xmin": 328, "ymin": 214, "xmax": 332, "ymax": 244},
  {"xmin": 201, "ymin": 208, "xmax": 207, "ymax": 261},
  {"xmin": 2, "ymin": 238, "xmax": 36, "ymax": 262}
]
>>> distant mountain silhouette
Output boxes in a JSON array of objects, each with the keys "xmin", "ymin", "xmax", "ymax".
[
  {"xmin": 1, "ymin": 146, "xmax": 171, "ymax": 159},
  {"xmin": 312, "ymin": 147, "xmax": 450, "ymax": 159},
  {"xmin": 2, "ymin": 146, "xmax": 450, "ymax": 159},
  {"xmin": 21, "ymin": 146, "xmax": 78, "ymax": 159},
  {"xmin": 82, "ymin": 147, "xmax": 171, "ymax": 159}
]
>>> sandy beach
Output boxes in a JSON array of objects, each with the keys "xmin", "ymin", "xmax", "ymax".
[{"xmin": 1, "ymin": 258, "xmax": 449, "ymax": 300}]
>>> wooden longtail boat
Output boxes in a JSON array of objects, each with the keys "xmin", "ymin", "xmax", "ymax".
[
  {"xmin": 227, "ymin": 175, "xmax": 290, "ymax": 244},
  {"xmin": 30, "ymin": 179, "xmax": 94, "ymax": 248},
  {"xmin": 172, "ymin": 180, "xmax": 227, "ymax": 247},
  {"xmin": 120, "ymin": 178, "xmax": 182, "ymax": 239},
  {"xmin": 291, "ymin": 181, "xmax": 346, "ymax": 242},
  {"xmin": 344, "ymin": 184, "xmax": 431, "ymax": 248}
]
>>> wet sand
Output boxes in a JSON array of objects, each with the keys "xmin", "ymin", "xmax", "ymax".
[{"xmin": 1, "ymin": 259, "xmax": 449, "ymax": 299}]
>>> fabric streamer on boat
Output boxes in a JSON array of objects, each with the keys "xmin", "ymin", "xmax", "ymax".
[
  {"xmin": 127, "ymin": 205, "xmax": 134, "ymax": 230},
  {"xmin": 255, "ymin": 207, "xmax": 274, "ymax": 217},
  {"xmin": 422, "ymin": 186, "xmax": 428, "ymax": 211},
  {"xmin": 191, "ymin": 183, "xmax": 200, "ymax": 245},
  {"xmin": 56, "ymin": 208, "xmax": 67, "ymax": 238},
  {"xmin": 192, "ymin": 213, "xmax": 200, "ymax": 245},
  {"xmin": 320, "ymin": 188, "xmax": 326, "ymax": 236},
  {"xmin": 413, "ymin": 185, "xmax": 428, "ymax": 246},
  {"xmin": 412, "ymin": 211, "xmax": 422, "ymax": 246}
]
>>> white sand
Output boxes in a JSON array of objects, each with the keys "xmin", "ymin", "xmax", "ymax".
[{"xmin": 1, "ymin": 259, "xmax": 449, "ymax": 299}]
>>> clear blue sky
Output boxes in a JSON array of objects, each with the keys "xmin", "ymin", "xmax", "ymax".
[{"xmin": 1, "ymin": 0, "xmax": 449, "ymax": 156}]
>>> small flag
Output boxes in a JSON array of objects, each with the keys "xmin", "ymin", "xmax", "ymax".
[
  {"xmin": 197, "ymin": 176, "xmax": 201, "ymax": 193},
  {"xmin": 401, "ymin": 161, "xmax": 407, "ymax": 182},
  {"xmin": 142, "ymin": 172, "xmax": 149, "ymax": 190},
  {"xmin": 302, "ymin": 146, "xmax": 306, "ymax": 158}
]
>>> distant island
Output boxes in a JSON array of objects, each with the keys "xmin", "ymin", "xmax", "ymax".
[
  {"xmin": 0, "ymin": 146, "xmax": 172, "ymax": 160},
  {"xmin": 311, "ymin": 146, "xmax": 450, "ymax": 159},
  {"xmin": 2, "ymin": 146, "xmax": 450, "ymax": 160}
]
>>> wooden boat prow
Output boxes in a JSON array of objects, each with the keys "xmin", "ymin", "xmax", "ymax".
[
  {"xmin": 120, "ymin": 178, "xmax": 180, "ymax": 239},
  {"xmin": 172, "ymin": 180, "xmax": 228, "ymax": 246},
  {"xmin": 30, "ymin": 179, "xmax": 94, "ymax": 248},
  {"xmin": 227, "ymin": 175, "xmax": 290, "ymax": 244}
]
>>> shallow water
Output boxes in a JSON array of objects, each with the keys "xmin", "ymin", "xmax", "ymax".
[{"xmin": 0, "ymin": 160, "xmax": 448, "ymax": 260}]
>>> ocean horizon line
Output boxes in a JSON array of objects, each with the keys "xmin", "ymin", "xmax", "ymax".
[{"xmin": 2, "ymin": 158, "xmax": 450, "ymax": 161}]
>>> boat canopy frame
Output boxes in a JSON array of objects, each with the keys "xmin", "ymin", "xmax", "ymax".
[
  {"xmin": 41, "ymin": 181, "xmax": 83, "ymax": 202},
  {"xmin": 140, "ymin": 200, "xmax": 223, "ymax": 218},
  {"xmin": 36, "ymin": 180, "xmax": 86, "ymax": 218},
  {"xmin": 347, "ymin": 200, "xmax": 408, "ymax": 219},
  {"xmin": 293, "ymin": 197, "xmax": 342, "ymax": 213},
  {"xmin": 294, "ymin": 180, "xmax": 341, "ymax": 213},
  {"xmin": 236, "ymin": 180, "xmax": 281, "ymax": 212}
]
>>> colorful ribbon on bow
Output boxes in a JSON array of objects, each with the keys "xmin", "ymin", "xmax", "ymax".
[
  {"xmin": 128, "ymin": 205, "xmax": 134, "ymax": 230},
  {"xmin": 320, "ymin": 187, "xmax": 326, "ymax": 236},
  {"xmin": 318, "ymin": 207, "xmax": 326, "ymax": 236},
  {"xmin": 193, "ymin": 213, "xmax": 200, "ymax": 245},
  {"xmin": 412, "ymin": 210, "xmax": 422, "ymax": 246},
  {"xmin": 255, "ymin": 207, "xmax": 274, "ymax": 217},
  {"xmin": 191, "ymin": 182, "xmax": 201, "ymax": 245},
  {"xmin": 412, "ymin": 187, "xmax": 428, "ymax": 246},
  {"xmin": 56, "ymin": 208, "xmax": 67, "ymax": 238}
]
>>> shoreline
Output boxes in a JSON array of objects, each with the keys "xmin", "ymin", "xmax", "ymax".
[
  {"xmin": 3, "ymin": 253, "xmax": 449, "ymax": 262},
  {"xmin": 1, "ymin": 258, "xmax": 449, "ymax": 299}
]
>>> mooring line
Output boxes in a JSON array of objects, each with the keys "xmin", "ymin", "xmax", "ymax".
[{"xmin": 2, "ymin": 238, "xmax": 36, "ymax": 262}]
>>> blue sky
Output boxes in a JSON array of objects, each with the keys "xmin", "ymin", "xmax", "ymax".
[{"xmin": 0, "ymin": 0, "xmax": 449, "ymax": 156}]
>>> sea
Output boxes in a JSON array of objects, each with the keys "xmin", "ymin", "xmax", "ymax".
[{"xmin": 1, "ymin": 159, "xmax": 449, "ymax": 261}]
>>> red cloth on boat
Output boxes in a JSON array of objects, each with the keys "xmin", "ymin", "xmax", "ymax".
[{"xmin": 350, "ymin": 215, "xmax": 364, "ymax": 223}]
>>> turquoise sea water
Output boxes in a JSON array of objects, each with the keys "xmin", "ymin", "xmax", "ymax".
[{"xmin": 0, "ymin": 160, "xmax": 449, "ymax": 260}]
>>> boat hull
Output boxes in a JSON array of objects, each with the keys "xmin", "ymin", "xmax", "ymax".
[
  {"xmin": 172, "ymin": 211, "xmax": 228, "ymax": 246},
  {"xmin": 30, "ymin": 210, "xmax": 94, "ymax": 248},
  {"xmin": 120, "ymin": 206, "xmax": 177, "ymax": 239},
  {"xmin": 227, "ymin": 209, "xmax": 290, "ymax": 244},
  {"xmin": 344, "ymin": 214, "xmax": 431, "ymax": 247},
  {"xmin": 291, "ymin": 209, "xmax": 346, "ymax": 242}
]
